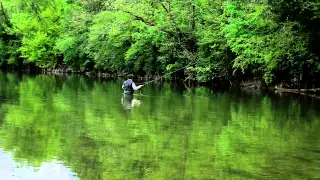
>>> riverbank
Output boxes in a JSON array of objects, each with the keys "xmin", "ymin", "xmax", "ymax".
[
  {"xmin": 44, "ymin": 67, "xmax": 320, "ymax": 94},
  {"xmin": 4, "ymin": 66, "xmax": 320, "ymax": 97},
  {"xmin": 41, "ymin": 67, "xmax": 167, "ymax": 83}
]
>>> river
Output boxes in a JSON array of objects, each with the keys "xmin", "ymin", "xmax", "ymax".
[{"xmin": 0, "ymin": 72, "xmax": 319, "ymax": 180}]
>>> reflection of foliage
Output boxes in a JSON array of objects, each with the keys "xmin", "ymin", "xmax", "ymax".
[
  {"xmin": 215, "ymin": 96, "xmax": 320, "ymax": 179},
  {"xmin": 0, "ymin": 73, "xmax": 319, "ymax": 179}
]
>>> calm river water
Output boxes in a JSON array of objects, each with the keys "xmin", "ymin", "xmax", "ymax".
[{"xmin": 0, "ymin": 73, "xmax": 319, "ymax": 180}]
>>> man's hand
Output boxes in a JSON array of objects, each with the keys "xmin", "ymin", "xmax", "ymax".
[{"xmin": 138, "ymin": 85, "xmax": 144, "ymax": 89}]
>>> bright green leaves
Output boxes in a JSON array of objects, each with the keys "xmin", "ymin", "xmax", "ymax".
[
  {"xmin": 194, "ymin": 0, "xmax": 233, "ymax": 82},
  {"xmin": 222, "ymin": 1, "xmax": 313, "ymax": 84},
  {"xmin": 87, "ymin": 11, "xmax": 132, "ymax": 71},
  {"xmin": 2, "ymin": 0, "xmax": 66, "ymax": 68},
  {"xmin": 20, "ymin": 31, "xmax": 56, "ymax": 68},
  {"xmin": 55, "ymin": 2, "xmax": 93, "ymax": 71},
  {"xmin": 223, "ymin": 2, "xmax": 276, "ymax": 69},
  {"xmin": 0, "ymin": 0, "xmax": 319, "ymax": 85},
  {"xmin": 85, "ymin": 0, "xmax": 196, "ymax": 75}
]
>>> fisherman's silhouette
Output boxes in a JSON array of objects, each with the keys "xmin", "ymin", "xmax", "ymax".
[{"xmin": 121, "ymin": 74, "xmax": 143, "ymax": 111}]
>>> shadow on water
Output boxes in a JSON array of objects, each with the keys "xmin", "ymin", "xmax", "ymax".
[
  {"xmin": 225, "ymin": 168, "xmax": 264, "ymax": 180},
  {"xmin": 293, "ymin": 156, "xmax": 313, "ymax": 163},
  {"xmin": 300, "ymin": 148, "xmax": 320, "ymax": 154}
]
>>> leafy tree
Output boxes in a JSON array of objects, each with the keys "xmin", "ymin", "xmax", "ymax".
[
  {"xmin": 55, "ymin": 1, "xmax": 94, "ymax": 71},
  {"xmin": 0, "ymin": 0, "xmax": 320, "ymax": 85},
  {"xmin": 2, "ymin": 0, "xmax": 67, "ymax": 68},
  {"xmin": 0, "ymin": 2, "xmax": 20, "ymax": 66},
  {"xmin": 222, "ymin": 0, "xmax": 313, "ymax": 84}
]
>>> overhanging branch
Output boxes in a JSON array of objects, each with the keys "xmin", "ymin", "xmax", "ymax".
[
  {"xmin": 122, "ymin": 10, "xmax": 155, "ymax": 26},
  {"xmin": 122, "ymin": 10, "xmax": 176, "ymax": 37}
]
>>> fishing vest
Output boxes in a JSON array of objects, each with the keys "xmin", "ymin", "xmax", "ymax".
[{"xmin": 122, "ymin": 79, "xmax": 134, "ymax": 94}]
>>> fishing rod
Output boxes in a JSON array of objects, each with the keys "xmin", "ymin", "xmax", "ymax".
[{"xmin": 140, "ymin": 61, "xmax": 198, "ymax": 86}]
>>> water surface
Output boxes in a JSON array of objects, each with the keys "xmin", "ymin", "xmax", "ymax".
[{"xmin": 0, "ymin": 73, "xmax": 319, "ymax": 180}]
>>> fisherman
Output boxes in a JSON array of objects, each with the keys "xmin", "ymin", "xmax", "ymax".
[
  {"xmin": 121, "ymin": 74, "xmax": 143, "ymax": 111},
  {"xmin": 122, "ymin": 74, "xmax": 143, "ymax": 95}
]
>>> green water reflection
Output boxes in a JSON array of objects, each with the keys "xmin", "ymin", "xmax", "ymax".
[{"xmin": 0, "ymin": 72, "xmax": 319, "ymax": 180}]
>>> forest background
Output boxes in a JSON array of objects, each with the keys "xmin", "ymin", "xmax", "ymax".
[{"xmin": 0, "ymin": 0, "xmax": 319, "ymax": 88}]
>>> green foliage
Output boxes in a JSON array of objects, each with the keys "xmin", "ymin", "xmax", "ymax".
[
  {"xmin": 194, "ymin": 0, "xmax": 233, "ymax": 82},
  {"xmin": 0, "ymin": 2, "xmax": 20, "ymax": 65},
  {"xmin": 86, "ymin": 11, "xmax": 132, "ymax": 72},
  {"xmin": 222, "ymin": 1, "xmax": 317, "ymax": 84},
  {"xmin": 55, "ymin": 2, "xmax": 93, "ymax": 71},
  {"xmin": 2, "ymin": 0, "xmax": 67, "ymax": 68},
  {"xmin": 0, "ymin": 0, "xmax": 319, "ymax": 84}
]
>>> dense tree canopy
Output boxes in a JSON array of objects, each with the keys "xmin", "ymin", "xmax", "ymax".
[{"xmin": 0, "ymin": 0, "xmax": 319, "ymax": 86}]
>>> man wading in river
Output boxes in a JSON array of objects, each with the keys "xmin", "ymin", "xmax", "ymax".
[
  {"xmin": 122, "ymin": 74, "xmax": 143, "ymax": 95},
  {"xmin": 121, "ymin": 75, "xmax": 143, "ymax": 110}
]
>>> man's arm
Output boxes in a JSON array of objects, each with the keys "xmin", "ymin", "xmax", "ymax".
[{"xmin": 132, "ymin": 82, "xmax": 143, "ymax": 90}]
